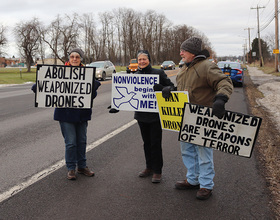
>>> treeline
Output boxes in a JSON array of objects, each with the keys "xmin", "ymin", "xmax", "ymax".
[{"xmin": 4, "ymin": 8, "xmax": 215, "ymax": 71}]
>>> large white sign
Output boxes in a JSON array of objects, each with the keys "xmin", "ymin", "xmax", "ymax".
[
  {"xmin": 111, "ymin": 73, "xmax": 159, "ymax": 112},
  {"xmin": 35, "ymin": 65, "xmax": 95, "ymax": 108},
  {"xmin": 179, "ymin": 103, "xmax": 262, "ymax": 158}
]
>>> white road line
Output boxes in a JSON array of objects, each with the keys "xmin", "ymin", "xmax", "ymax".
[{"xmin": 0, "ymin": 120, "xmax": 137, "ymax": 203}]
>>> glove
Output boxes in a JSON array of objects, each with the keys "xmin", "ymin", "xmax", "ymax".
[
  {"xmin": 107, "ymin": 105, "xmax": 119, "ymax": 113},
  {"xmin": 109, "ymin": 108, "xmax": 119, "ymax": 113},
  {"xmin": 153, "ymin": 84, "xmax": 164, "ymax": 91},
  {"xmin": 212, "ymin": 94, "xmax": 228, "ymax": 119},
  {"xmin": 162, "ymin": 86, "xmax": 174, "ymax": 99},
  {"xmin": 31, "ymin": 84, "xmax": 36, "ymax": 93}
]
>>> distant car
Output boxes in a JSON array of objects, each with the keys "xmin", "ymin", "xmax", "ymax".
[
  {"xmin": 89, "ymin": 60, "xmax": 116, "ymax": 81},
  {"xmin": 126, "ymin": 58, "xmax": 138, "ymax": 73},
  {"xmin": 217, "ymin": 61, "xmax": 244, "ymax": 86},
  {"xmin": 179, "ymin": 59, "xmax": 185, "ymax": 68},
  {"xmin": 161, "ymin": 61, "xmax": 176, "ymax": 70}
]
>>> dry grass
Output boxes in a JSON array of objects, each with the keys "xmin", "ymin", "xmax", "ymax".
[
  {"xmin": 244, "ymin": 69, "xmax": 280, "ymax": 218},
  {"xmin": 250, "ymin": 61, "xmax": 280, "ymax": 76}
]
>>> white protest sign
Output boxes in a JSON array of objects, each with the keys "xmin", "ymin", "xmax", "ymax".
[
  {"xmin": 179, "ymin": 103, "xmax": 262, "ymax": 158},
  {"xmin": 35, "ymin": 65, "xmax": 95, "ymax": 108},
  {"xmin": 111, "ymin": 73, "xmax": 159, "ymax": 112}
]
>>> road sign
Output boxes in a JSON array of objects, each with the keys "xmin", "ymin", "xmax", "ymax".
[{"xmin": 273, "ymin": 49, "xmax": 279, "ymax": 54}]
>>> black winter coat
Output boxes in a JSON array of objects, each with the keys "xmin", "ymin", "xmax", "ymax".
[{"xmin": 134, "ymin": 64, "xmax": 174, "ymax": 123}]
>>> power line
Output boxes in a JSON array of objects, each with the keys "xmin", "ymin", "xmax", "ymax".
[
  {"xmin": 261, "ymin": 6, "xmax": 275, "ymax": 23},
  {"xmin": 260, "ymin": 7, "xmax": 280, "ymax": 31},
  {"xmin": 257, "ymin": 0, "xmax": 275, "ymax": 30},
  {"xmin": 260, "ymin": 0, "xmax": 272, "ymax": 16}
]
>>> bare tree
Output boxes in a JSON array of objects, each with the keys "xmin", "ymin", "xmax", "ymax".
[
  {"xmin": 112, "ymin": 8, "xmax": 124, "ymax": 65},
  {"xmin": 152, "ymin": 13, "xmax": 170, "ymax": 64},
  {"xmin": 99, "ymin": 11, "xmax": 116, "ymax": 61},
  {"xmin": 139, "ymin": 10, "xmax": 155, "ymax": 58},
  {"xmin": 89, "ymin": 28, "xmax": 102, "ymax": 62},
  {"xmin": 138, "ymin": 10, "xmax": 172, "ymax": 64},
  {"xmin": 14, "ymin": 18, "xmax": 41, "ymax": 72},
  {"xmin": 42, "ymin": 15, "xmax": 63, "ymax": 64},
  {"xmin": 113, "ymin": 8, "xmax": 141, "ymax": 65},
  {"xmin": 264, "ymin": 32, "xmax": 275, "ymax": 54},
  {"xmin": 79, "ymin": 13, "xmax": 96, "ymax": 64},
  {"xmin": 42, "ymin": 13, "xmax": 80, "ymax": 63},
  {"xmin": 0, "ymin": 24, "xmax": 8, "ymax": 56},
  {"xmin": 36, "ymin": 24, "xmax": 47, "ymax": 64},
  {"xmin": 161, "ymin": 24, "xmax": 203, "ymax": 63},
  {"xmin": 12, "ymin": 9, "xmax": 215, "ymax": 67},
  {"xmin": 60, "ymin": 13, "xmax": 80, "ymax": 61}
]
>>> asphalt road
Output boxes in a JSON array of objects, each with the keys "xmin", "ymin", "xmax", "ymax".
[{"xmin": 0, "ymin": 72, "xmax": 273, "ymax": 219}]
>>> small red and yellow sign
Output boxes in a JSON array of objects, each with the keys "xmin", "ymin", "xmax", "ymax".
[{"xmin": 273, "ymin": 49, "xmax": 279, "ymax": 54}]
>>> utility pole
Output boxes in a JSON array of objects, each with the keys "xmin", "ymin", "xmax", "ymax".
[
  {"xmin": 244, "ymin": 27, "xmax": 254, "ymax": 63},
  {"xmin": 251, "ymin": 5, "xmax": 265, "ymax": 67},
  {"xmin": 275, "ymin": 0, "xmax": 279, "ymax": 72},
  {"xmin": 243, "ymin": 43, "xmax": 246, "ymax": 64},
  {"xmin": 245, "ymin": 38, "xmax": 248, "ymax": 63}
]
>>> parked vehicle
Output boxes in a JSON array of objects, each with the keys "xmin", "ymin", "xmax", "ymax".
[
  {"xmin": 89, "ymin": 60, "xmax": 116, "ymax": 81},
  {"xmin": 161, "ymin": 61, "xmax": 176, "ymax": 70},
  {"xmin": 217, "ymin": 61, "xmax": 244, "ymax": 86},
  {"xmin": 179, "ymin": 59, "xmax": 184, "ymax": 68},
  {"xmin": 126, "ymin": 59, "xmax": 138, "ymax": 73}
]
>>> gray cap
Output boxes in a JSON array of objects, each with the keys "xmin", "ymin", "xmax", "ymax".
[
  {"xmin": 180, "ymin": 37, "xmax": 202, "ymax": 55},
  {"xmin": 69, "ymin": 48, "xmax": 84, "ymax": 59}
]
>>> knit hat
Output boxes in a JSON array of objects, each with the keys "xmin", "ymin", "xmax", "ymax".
[
  {"xmin": 137, "ymin": 50, "xmax": 151, "ymax": 62},
  {"xmin": 180, "ymin": 37, "xmax": 202, "ymax": 55},
  {"xmin": 69, "ymin": 48, "xmax": 84, "ymax": 59}
]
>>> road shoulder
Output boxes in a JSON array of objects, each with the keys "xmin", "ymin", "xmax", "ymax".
[{"xmin": 245, "ymin": 66, "xmax": 280, "ymax": 218}]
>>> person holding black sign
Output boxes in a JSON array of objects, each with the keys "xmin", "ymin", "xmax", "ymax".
[
  {"xmin": 134, "ymin": 50, "xmax": 174, "ymax": 183},
  {"xmin": 32, "ymin": 48, "xmax": 101, "ymax": 180},
  {"xmin": 163, "ymin": 37, "xmax": 233, "ymax": 199}
]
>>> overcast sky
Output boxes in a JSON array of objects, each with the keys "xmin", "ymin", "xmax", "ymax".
[{"xmin": 0, "ymin": 0, "xmax": 276, "ymax": 58}]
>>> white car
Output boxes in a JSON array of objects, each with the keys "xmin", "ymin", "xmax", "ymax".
[{"xmin": 89, "ymin": 60, "xmax": 116, "ymax": 81}]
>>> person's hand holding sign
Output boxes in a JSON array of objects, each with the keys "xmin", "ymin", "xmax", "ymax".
[
  {"xmin": 153, "ymin": 83, "xmax": 164, "ymax": 91},
  {"xmin": 212, "ymin": 94, "xmax": 228, "ymax": 119},
  {"xmin": 154, "ymin": 84, "xmax": 176, "ymax": 99},
  {"xmin": 108, "ymin": 105, "xmax": 119, "ymax": 113}
]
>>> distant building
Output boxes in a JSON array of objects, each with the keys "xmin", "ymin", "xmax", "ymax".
[
  {"xmin": 0, "ymin": 57, "xmax": 23, "ymax": 67},
  {"xmin": 36, "ymin": 58, "xmax": 64, "ymax": 65},
  {"xmin": 0, "ymin": 57, "xmax": 65, "ymax": 67}
]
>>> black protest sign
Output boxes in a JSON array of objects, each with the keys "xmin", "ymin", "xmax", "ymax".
[
  {"xmin": 35, "ymin": 65, "xmax": 95, "ymax": 108},
  {"xmin": 178, "ymin": 103, "xmax": 262, "ymax": 158}
]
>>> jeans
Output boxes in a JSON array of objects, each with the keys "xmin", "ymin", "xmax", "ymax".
[
  {"xmin": 180, "ymin": 141, "xmax": 215, "ymax": 189},
  {"xmin": 138, "ymin": 121, "xmax": 163, "ymax": 174},
  {"xmin": 59, "ymin": 121, "xmax": 88, "ymax": 170}
]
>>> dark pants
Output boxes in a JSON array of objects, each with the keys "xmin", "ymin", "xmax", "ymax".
[{"xmin": 137, "ymin": 121, "xmax": 163, "ymax": 174}]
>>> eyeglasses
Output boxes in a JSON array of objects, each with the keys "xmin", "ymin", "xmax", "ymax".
[{"xmin": 70, "ymin": 55, "xmax": 80, "ymax": 59}]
